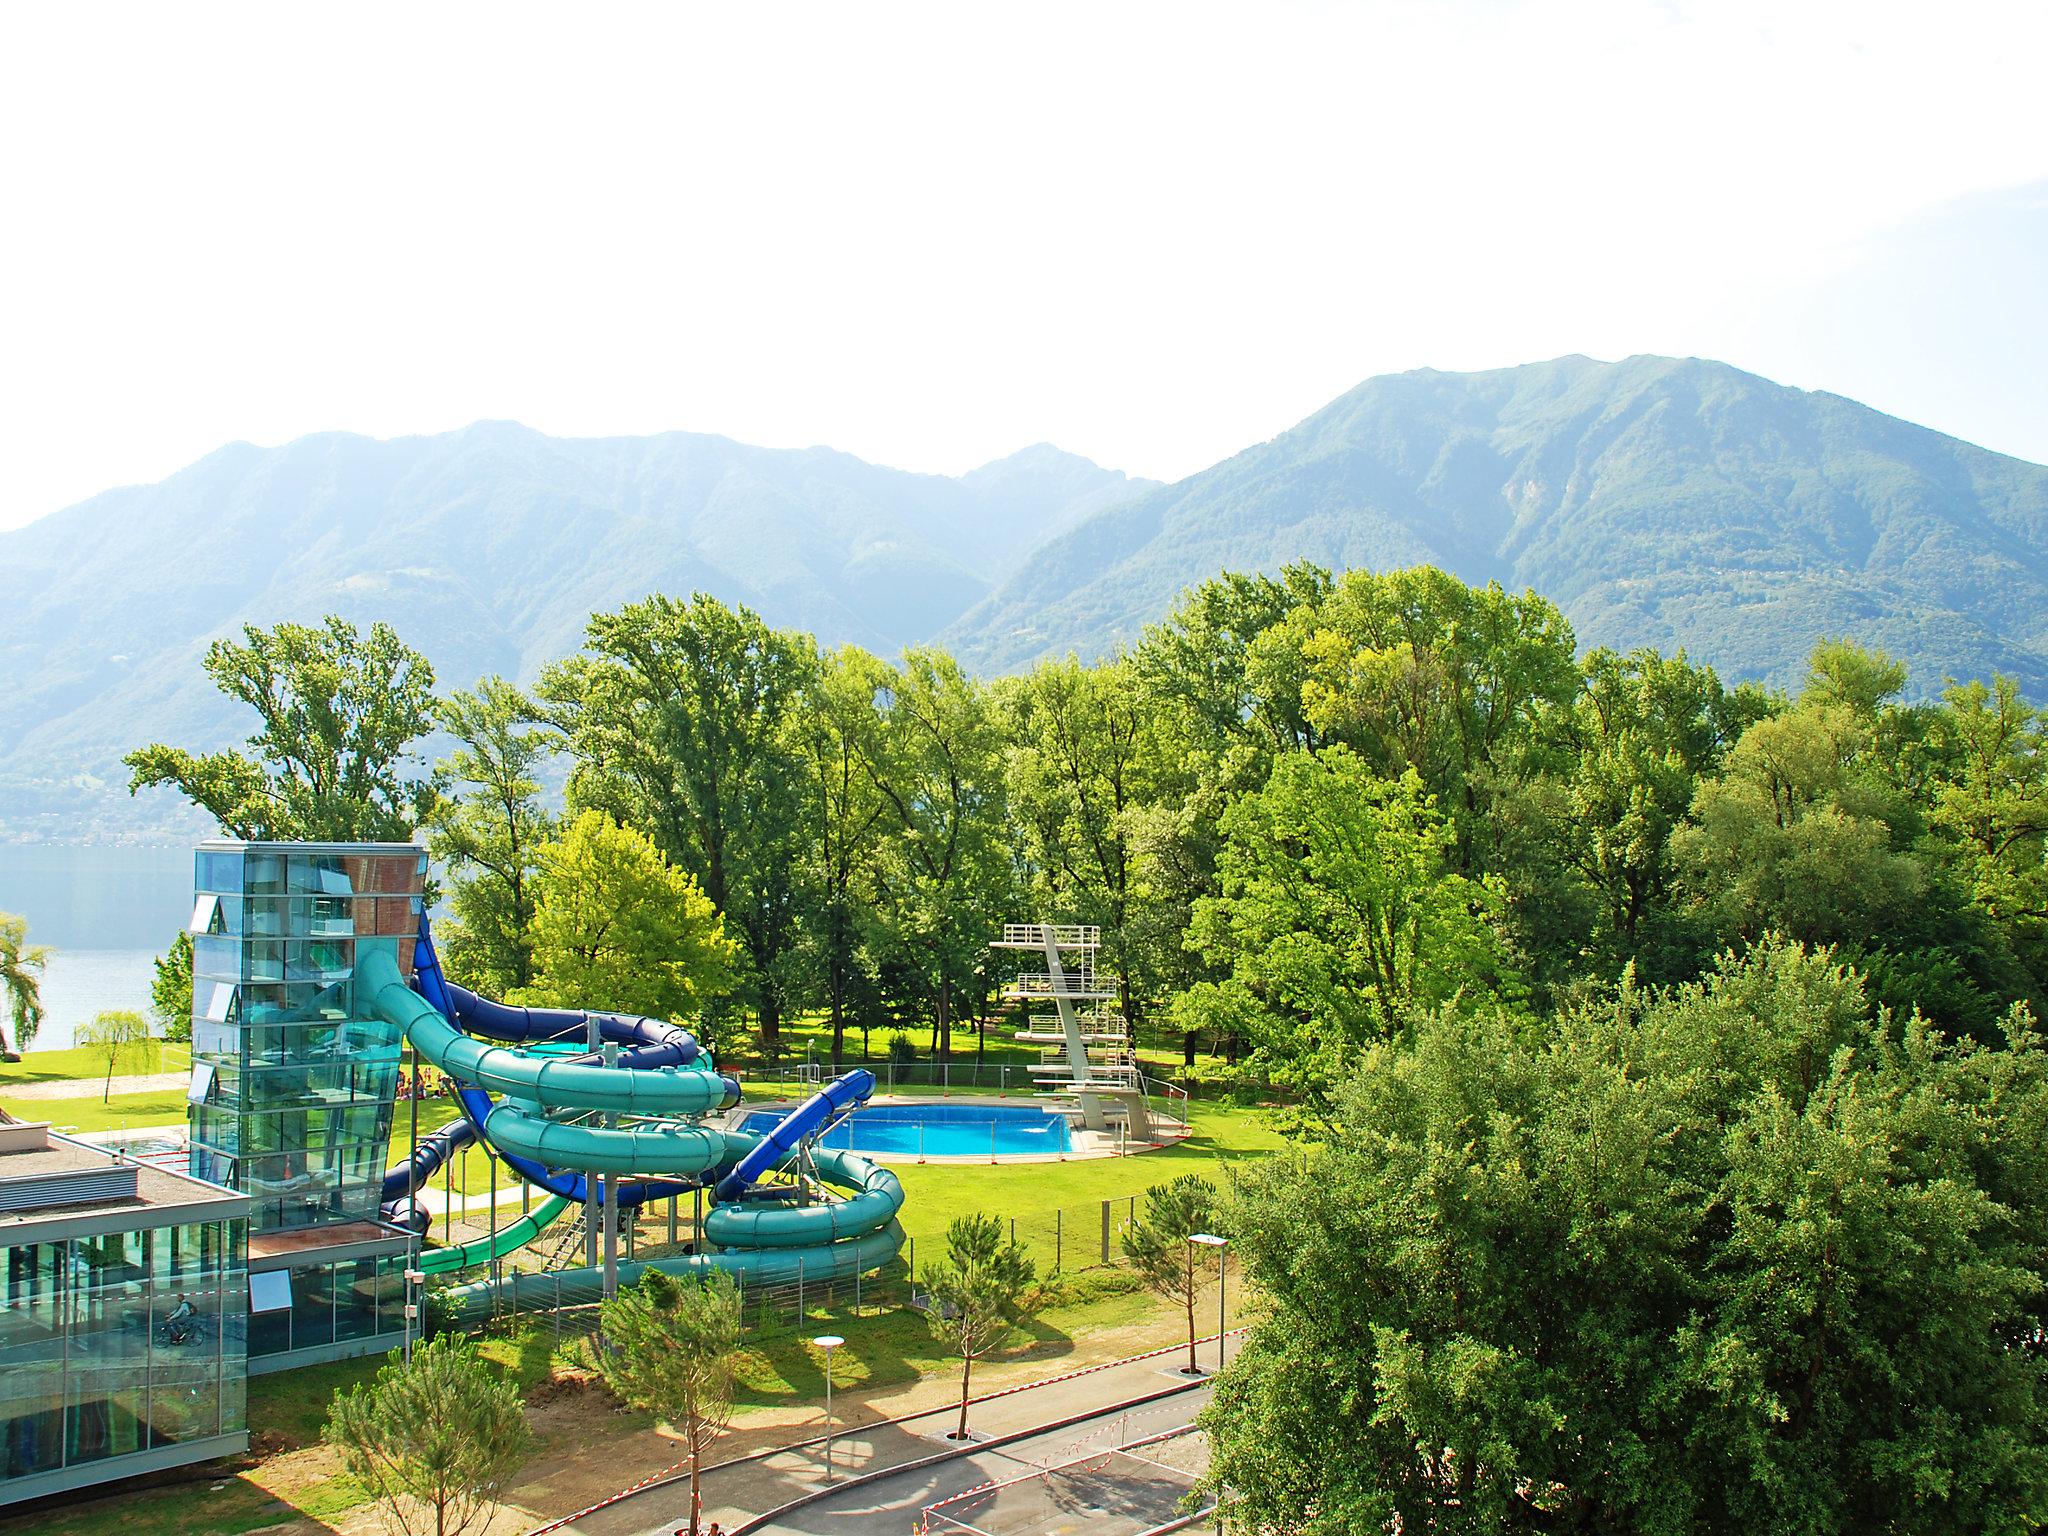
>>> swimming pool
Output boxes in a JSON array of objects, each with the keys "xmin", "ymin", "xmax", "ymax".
[{"xmin": 740, "ymin": 1101, "xmax": 1072, "ymax": 1157}]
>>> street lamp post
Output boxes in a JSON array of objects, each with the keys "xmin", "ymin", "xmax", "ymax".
[
  {"xmin": 813, "ymin": 1334, "xmax": 844, "ymax": 1481},
  {"xmin": 1189, "ymin": 1233, "xmax": 1227, "ymax": 1373}
]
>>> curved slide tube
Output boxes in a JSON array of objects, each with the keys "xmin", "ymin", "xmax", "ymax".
[
  {"xmin": 715, "ymin": 1068, "xmax": 875, "ymax": 1201},
  {"xmin": 359, "ymin": 928, "xmax": 905, "ymax": 1301}
]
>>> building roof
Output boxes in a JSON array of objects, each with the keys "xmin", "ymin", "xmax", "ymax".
[{"xmin": 0, "ymin": 1123, "xmax": 245, "ymax": 1238}]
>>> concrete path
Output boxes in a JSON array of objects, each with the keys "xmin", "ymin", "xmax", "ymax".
[
  {"xmin": 738, "ymin": 1388, "xmax": 1212, "ymax": 1536},
  {"xmin": 558, "ymin": 1336, "xmax": 1231, "ymax": 1536},
  {"xmin": 3, "ymin": 1070, "xmax": 188, "ymax": 1100}
]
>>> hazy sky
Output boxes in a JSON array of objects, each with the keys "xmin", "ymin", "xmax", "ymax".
[{"xmin": 3, "ymin": 0, "xmax": 2046, "ymax": 531}]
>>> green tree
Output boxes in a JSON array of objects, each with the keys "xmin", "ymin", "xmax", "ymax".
[
  {"xmin": 796, "ymin": 646, "xmax": 893, "ymax": 1066},
  {"xmin": 1802, "ymin": 637, "xmax": 1909, "ymax": 717},
  {"xmin": 75, "ymin": 1009, "xmax": 153, "ymax": 1102},
  {"xmin": 595, "ymin": 1270, "xmax": 743, "ymax": 1536},
  {"xmin": 1674, "ymin": 701, "xmax": 1925, "ymax": 946},
  {"xmin": 1296, "ymin": 566, "xmax": 1582, "ymax": 861},
  {"xmin": 1202, "ymin": 943, "xmax": 2048, "ymax": 1535},
  {"xmin": 0, "ymin": 912, "xmax": 51, "ymax": 1059},
  {"xmin": 862, "ymin": 649, "xmax": 1015, "ymax": 1059},
  {"xmin": 1923, "ymin": 674, "xmax": 2048, "ymax": 982},
  {"xmin": 427, "ymin": 678, "xmax": 559, "ymax": 995},
  {"xmin": 1005, "ymin": 655, "xmax": 1168, "ymax": 1027},
  {"xmin": 1525, "ymin": 647, "xmax": 1762, "ymax": 976},
  {"xmin": 1120, "ymin": 1174, "xmax": 1220, "ymax": 1375},
  {"xmin": 1182, "ymin": 748, "xmax": 1510, "ymax": 1110},
  {"xmin": 149, "ymin": 931, "xmax": 193, "ymax": 1043},
  {"xmin": 921, "ymin": 1213, "xmax": 1040, "ymax": 1440},
  {"xmin": 325, "ymin": 1333, "xmax": 536, "ymax": 1536},
  {"xmin": 125, "ymin": 616, "xmax": 437, "ymax": 839},
  {"xmin": 519, "ymin": 810, "xmax": 736, "ymax": 1021},
  {"xmin": 543, "ymin": 595, "xmax": 816, "ymax": 1054}
]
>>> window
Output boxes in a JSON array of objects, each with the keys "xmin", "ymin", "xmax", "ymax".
[
  {"xmin": 248, "ymin": 1270, "xmax": 292, "ymax": 1313},
  {"xmin": 187, "ymin": 1062, "xmax": 217, "ymax": 1105}
]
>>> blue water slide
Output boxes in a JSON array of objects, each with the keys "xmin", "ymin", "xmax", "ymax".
[
  {"xmin": 366, "ymin": 916, "xmax": 903, "ymax": 1290},
  {"xmin": 715, "ymin": 1069, "xmax": 876, "ymax": 1201}
]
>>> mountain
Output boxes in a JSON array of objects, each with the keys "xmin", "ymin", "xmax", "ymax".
[
  {"xmin": 9, "ymin": 357, "xmax": 2047, "ymax": 841},
  {"xmin": 942, "ymin": 356, "xmax": 2048, "ymax": 696},
  {"xmin": 0, "ymin": 424, "xmax": 1152, "ymax": 838}
]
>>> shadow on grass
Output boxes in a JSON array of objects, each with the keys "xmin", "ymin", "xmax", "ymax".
[{"xmin": 0, "ymin": 1463, "xmax": 348, "ymax": 1536}]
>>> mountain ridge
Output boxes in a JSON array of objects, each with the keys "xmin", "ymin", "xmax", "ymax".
[
  {"xmin": 939, "ymin": 355, "xmax": 2048, "ymax": 693},
  {"xmin": 6, "ymin": 355, "xmax": 2046, "ymax": 840}
]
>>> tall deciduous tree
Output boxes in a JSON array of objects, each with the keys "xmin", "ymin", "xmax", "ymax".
[
  {"xmin": 1674, "ymin": 701, "xmax": 1925, "ymax": 946},
  {"xmin": 1181, "ymin": 747, "xmax": 1510, "ymax": 1110},
  {"xmin": 427, "ymin": 678, "xmax": 558, "ymax": 995},
  {"xmin": 1120, "ymin": 1173, "xmax": 1220, "ymax": 1375},
  {"xmin": 796, "ymin": 646, "xmax": 893, "ymax": 1067},
  {"xmin": 595, "ymin": 1270, "xmax": 743, "ymax": 1536},
  {"xmin": 1203, "ymin": 943, "xmax": 2048, "ymax": 1535},
  {"xmin": 1925, "ymin": 675, "xmax": 2048, "ymax": 976},
  {"xmin": 0, "ymin": 912, "xmax": 51, "ymax": 1060},
  {"xmin": 1296, "ymin": 567, "xmax": 1581, "ymax": 863},
  {"xmin": 519, "ymin": 810, "xmax": 735, "ymax": 1023},
  {"xmin": 921, "ymin": 1213, "xmax": 1040, "ymax": 1441},
  {"xmin": 124, "ymin": 616, "xmax": 437, "ymax": 839},
  {"xmin": 862, "ymin": 649, "xmax": 1014, "ymax": 1059},
  {"xmin": 543, "ymin": 595, "xmax": 816, "ymax": 1053},
  {"xmin": 325, "ymin": 1334, "xmax": 536, "ymax": 1536},
  {"xmin": 1005, "ymin": 655, "xmax": 1164, "ymax": 1026}
]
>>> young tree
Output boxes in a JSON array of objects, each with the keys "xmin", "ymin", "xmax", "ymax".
[
  {"xmin": 542, "ymin": 595, "xmax": 816, "ymax": 1054},
  {"xmin": 125, "ymin": 616, "xmax": 437, "ymax": 839},
  {"xmin": 76, "ymin": 1009, "xmax": 152, "ymax": 1102},
  {"xmin": 427, "ymin": 678, "xmax": 559, "ymax": 995},
  {"xmin": 1120, "ymin": 1174, "xmax": 1220, "ymax": 1375},
  {"xmin": 520, "ymin": 810, "xmax": 736, "ymax": 1022},
  {"xmin": 595, "ymin": 1270, "xmax": 743, "ymax": 1536},
  {"xmin": 921, "ymin": 1213, "xmax": 1040, "ymax": 1440},
  {"xmin": 325, "ymin": 1333, "xmax": 536, "ymax": 1536},
  {"xmin": 149, "ymin": 931, "xmax": 193, "ymax": 1043},
  {"xmin": 0, "ymin": 913, "xmax": 51, "ymax": 1060}
]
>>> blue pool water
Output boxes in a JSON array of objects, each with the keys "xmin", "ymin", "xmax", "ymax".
[{"xmin": 741, "ymin": 1101, "xmax": 1072, "ymax": 1157}]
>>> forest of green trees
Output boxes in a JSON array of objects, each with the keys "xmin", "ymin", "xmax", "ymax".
[{"xmin": 128, "ymin": 562, "xmax": 2048, "ymax": 1532}]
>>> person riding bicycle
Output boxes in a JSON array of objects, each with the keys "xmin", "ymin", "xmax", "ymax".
[{"xmin": 163, "ymin": 1292, "xmax": 198, "ymax": 1345}]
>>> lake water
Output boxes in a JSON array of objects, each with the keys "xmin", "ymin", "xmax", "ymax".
[{"xmin": 0, "ymin": 845, "xmax": 192, "ymax": 1051}]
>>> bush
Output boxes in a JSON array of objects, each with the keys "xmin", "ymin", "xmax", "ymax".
[{"xmin": 886, "ymin": 1031, "xmax": 919, "ymax": 1067}]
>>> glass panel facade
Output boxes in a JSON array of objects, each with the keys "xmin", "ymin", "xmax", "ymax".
[
  {"xmin": 0, "ymin": 1218, "xmax": 248, "ymax": 1488},
  {"xmin": 187, "ymin": 845, "xmax": 426, "ymax": 1234},
  {"xmin": 244, "ymin": 1256, "xmax": 407, "ymax": 1358}
]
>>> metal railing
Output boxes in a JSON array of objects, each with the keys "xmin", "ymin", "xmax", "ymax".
[
  {"xmin": 751, "ymin": 1061, "xmax": 1193, "ymax": 1140},
  {"xmin": 992, "ymin": 923, "xmax": 1101, "ymax": 949}
]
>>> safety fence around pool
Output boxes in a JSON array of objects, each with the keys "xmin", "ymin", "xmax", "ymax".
[
  {"xmin": 749, "ymin": 1062, "xmax": 1193, "ymax": 1139},
  {"xmin": 427, "ymin": 1187, "xmax": 1193, "ymax": 1345}
]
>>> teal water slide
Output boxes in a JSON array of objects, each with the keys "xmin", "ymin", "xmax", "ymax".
[{"xmin": 358, "ymin": 925, "xmax": 904, "ymax": 1314}]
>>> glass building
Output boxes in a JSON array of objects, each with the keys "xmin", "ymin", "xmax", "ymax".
[
  {"xmin": 0, "ymin": 1119, "xmax": 249, "ymax": 1508},
  {"xmin": 186, "ymin": 841, "xmax": 422, "ymax": 1371}
]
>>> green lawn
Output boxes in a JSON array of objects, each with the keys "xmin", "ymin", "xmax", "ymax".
[
  {"xmin": 0, "ymin": 1087, "xmax": 190, "ymax": 1134},
  {"xmin": 0, "ymin": 1040, "xmax": 189, "ymax": 1085}
]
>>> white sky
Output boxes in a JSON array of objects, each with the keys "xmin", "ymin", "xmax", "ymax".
[{"xmin": 3, "ymin": 0, "xmax": 2046, "ymax": 530}]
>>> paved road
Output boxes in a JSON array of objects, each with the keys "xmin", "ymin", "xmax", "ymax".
[
  {"xmin": 563, "ymin": 1340, "xmax": 1231, "ymax": 1536},
  {"xmin": 740, "ymin": 1385, "xmax": 1213, "ymax": 1536}
]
